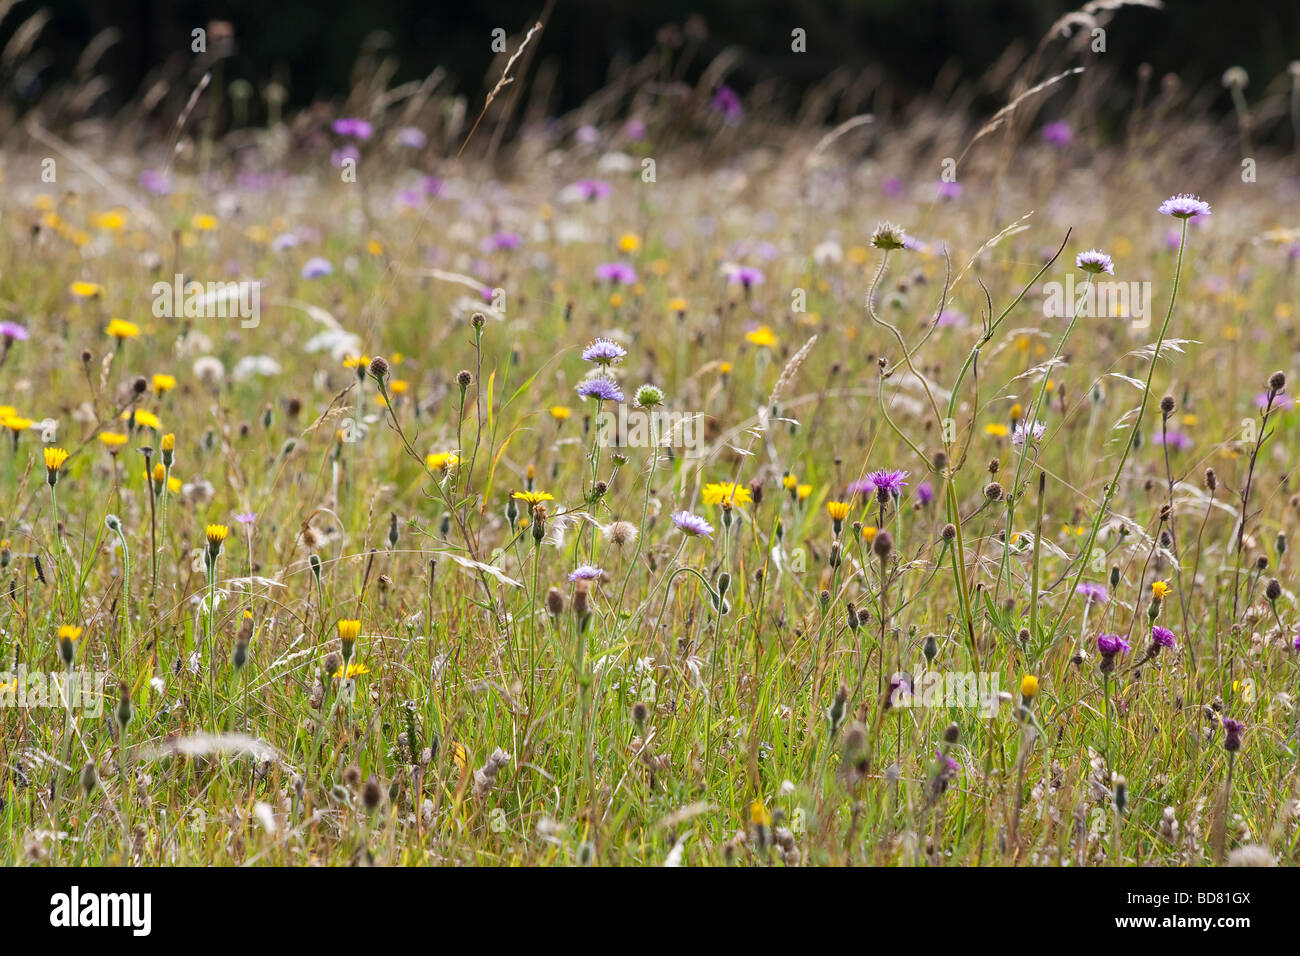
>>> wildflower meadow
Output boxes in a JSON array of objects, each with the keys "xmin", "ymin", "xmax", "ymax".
[{"xmin": 2, "ymin": 1, "xmax": 1300, "ymax": 886}]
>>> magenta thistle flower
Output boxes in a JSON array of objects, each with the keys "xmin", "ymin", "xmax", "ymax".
[
  {"xmin": 1097, "ymin": 633, "xmax": 1131, "ymax": 657},
  {"xmin": 1041, "ymin": 121, "xmax": 1072, "ymax": 147},
  {"xmin": 595, "ymin": 262, "xmax": 637, "ymax": 285},
  {"xmin": 671, "ymin": 511, "xmax": 714, "ymax": 538},
  {"xmin": 569, "ymin": 179, "xmax": 611, "ymax": 201},
  {"xmin": 1151, "ymin": 625, "xmax": 1177, "ymax": 649},
  {"xmin": 332, "ymin": 117, "xmax": 373, "ymax": 140},
  {"xmin": 1076, "ymin": 582, "xmax": 1109, "ymax": 604},
  {"xmin": 0, "ymin": 321, "xmax": 28, "ymax": 341},
  {"xmin": 916, "ymin": 481, "xmax": 934, "ymax": 506},
  {"xmin": 1221, "ymin": 717, "xmax": 1244, "ymax": 752},
  {"xmin": 1153, "ymin": 431, "xmax": 1192, "ymax": 451},
  {"xmin": 1159, "ymin": 194, "xmax": 1211, "ymax": 219},
  {"xmin": 1076, "ymin": 249, "xmax": 1114, "ymax": 275},
  {"xmin": 581, "ymin": 338, "xmax": 627, "ymax": 365},
  {"xmin": 1293, "ymin": 621, "xmax": 1300, "ymax": 652},
  {"xmin": 710, "ymin": 85, "xmax": 743, "ymax": 122},
  {"xmin": 576, "ymin": 379, "xmax": 624, "ymax": 403},
  {"xmin": 725, "ymin": 265, "xmax": 765, "ymax": 288},
  {"xmin": 568, "ymin": 565, "xmax": 604, "ymax": 582}
]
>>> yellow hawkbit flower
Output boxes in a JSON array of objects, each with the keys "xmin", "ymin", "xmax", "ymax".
[
  {"xmin": 1151, "ymin": 580, "xmax": 1171, "ymax": 600},
  {"xmin": 1009, "ymin": 403, "xmax": 1023, "ymax": 421},
  {"xmin": 668, "ymin": 297, "xmax": 687, "ymax": 313},
  {"xmin": 860, "ymin": 525, "xmax": 878, "ymax": 543},
  {"xmin": 366, "ymin": 238, "xmax": 384, "ymax": 256},
  {"xmin": 1020, "ymin": 674, "xmax": 1039, "ymax": 700},
  {"xmin": 3, "ymin": 415, "xmax": 33, "ymax": 432},
  {"xmin": 151, "ymin": 462, "xmax": 166, "ymax": 489},
  {"xmin": 126, "ymin": 409, "xmax": 161, "ymax": 430},
  {"xmin": 70, "ymin": 281, "xmax": 103, "ymax": 298},
  {"xmin": 106, "ymin": 318, "xmax": 140, "ymax": 339},
  {"xmin": 337, "ymin": 619, "xmax": 361, "ymax": 660},
  {"xmin": 205, "ymin": 524, "xmax": 229, "ymax": 548},
  {"xmin": 426, "ymin": 452, "xmax": 458, "ymax": 473},
  {"xmin": 343, "ymin": 354, "xmax": 370, "ymax": 369},
  {"xmin": 152, "ymin": 373, "xmax": 176, "ymax": 395},
  {"xmin": 57, "ymin": 624, "xmax": 83, "ymax": 664},
  {"xmin": 745, "ymin": 325, "xmax": 778, "ymax": 348},
  {"xmin": 617, "ymin": 232, "xmax": 641, "ymax": 253},
  {"xmin": 984, "ymin": 423, "xmax": 1009, "ymax": 437},
  {"xmin": 512, "ymin": 490, "xmax": 554, "ymax": 506},
  {"xmin": 161, "ymin": 433, "xmax": 175, "ymax": 453},
  {"xmin": 826, "ymin": 501, "xmax": 851, "ymax": 521},
  {"xmin": 43, "ymin": 446, "xmax": 69, "ymax": 473},
  {"xmin": 702, "ymin": 482, "xmax": 752, "ymax": 507},
  {"xmin": 797, "ymin": 484, "xmax": 812, "ymax": 501},
  {"xmin": 388, "ymin": 379, "xmax": 409, "ymax": 395},
  {"xmin": 333, "ymin": 662, "xmax": 371, "ymax": 681},
  {"xmin": 549, "ymin": 405, "xmax": 572, "ymax": 422},
  {"xmin": 782, "ymin": 473, "xmax": 798, "ymax": 491},
  {"xmin": 191, "ymin": 213, "xmax": 219, "ymax": 231},
  {"xmin": 98, "ymin": 431, "xmax": 128, "ymax": 447},
  {"xmin": 718, "ymin": 361, "xmax": 733, "ymax": 375},
  {"xmin": 749, "ymin": 800, "xmax": 772, "ymax": 828}
]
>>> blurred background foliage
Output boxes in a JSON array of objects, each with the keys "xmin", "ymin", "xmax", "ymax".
[{"xmin": 8, "ymin": 0, "xmax": 1300, "ymax": 141}]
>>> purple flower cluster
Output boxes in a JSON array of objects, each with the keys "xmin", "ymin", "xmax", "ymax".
[
  {"xmin": 332, "ymin": 117, "xmax": 373, "ymax": 140},
  {"xmin": 1097, "ymin": 633, "xmax": 1131, "ymax": 656},
  {"xmin": 576, "ymin": 378, "xmax": 624, "ymax": 403},
  {"xmin": 595, "ymin": 262, "xmax": 637, "ymax": 285},
  {"xmin": 1159, "ymin": 194, "xmax": 1211, "ymax": 219},
  {"xmin": 1076, "ymin": 248, "xmax": 1114, "ymax": 275},
  {"xmin": 671, "ymin": 511, "xmax": 714, "ymax": 538},
  {"xmin": 1076, "ymin": 582, "xmax": 1109, "ymax": 604},
  {"xmin": 581, "ymin": 337, "xmax": 628, "ymax": 365},
  {"xmin": 1151, "ymin": 625, "xmax": 1177, "ymax": 649},
  {"xmin": 568, "ymin": 565, "xmax": 604, "ymax": 582}
]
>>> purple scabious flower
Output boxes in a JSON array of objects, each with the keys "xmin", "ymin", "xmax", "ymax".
[
  {"xmin": 1097, "ymin": 633, "xmax": 1131, "ymax": 657},
  {"xmin": 1256, "ymin": 392, "xmax": 1293, "ymax": 410},
  {"xmin": 595, "ymin": 262, "xmax": 637, "ymax": 285},
  {"xmin": 1159, "ymin": 194, "xmax": 1212, "ymax": 219},
  {"xmin": 710, "ymin": 85, "xmax": 744, "ymax": 122},
  {"xmin": 569, "ymin": 179, "xmax": 611, "ymax": 201},
  {"xmin": 916, "ymin": 481, "xmax": 934, "ymax": 506},
  {"xmin": 0, "ymin": 321, "xmax": 28, "ymax": 341},
  {"xmin": 568, "ymin": 564, "xmax": 604, "ymax": 582},
  {"xmin": 725, "ymin": 265, "xmax": 765, "ymax": 288},
  {"xmin": 1076, "ymin": 248, "xmax": 1114, "ymax": 275},
  {"xmin": 395, "ymin": 127, "xmax": 427, "ymax": 149},
  {"xmin": 581, "ymin": 337, "xmax": 627, "ymax": 365},
  {"xmin": 576, "ymin": 378, "xmax": 624, "ymax": 403},
  {"xmin": 1042, "ymin": 121, "xmax": 1073, "ymax": 147},
  {"xmin": 479, "ymin": 232, "xmax": 521, "ymax": 253},
  {"xmin": 235, "ymin": 511, "xmax": 257, "ymax": 525},
  {"xmin": 1151, "ymin": 625, "xmax": 1177, "ymax": 649},
  {"xmin": 1221, "ymin": 717, "xmax": 1244, "ymax": 752},
  {"xmin": 671, "ymin": 511, "xmax": 714, "ymax": 538},
  {"xmin": 139, "ymin": 169, "xmax": 172, "ymax": 195},
  {"xmin": 1076, "ymin": 582, "xmax": 1109, "ymax": 604},
  {"xmin": 301, "ymin": 257, "xmax": 333, "ymax": 279},
  {"xmin": 272, "ymin": 232, "xmax": 300, "ymax": 252},
  {"xmin": 332, "ymin": 117, "xmax": 373, "ymax": 140},
  {"xmin": 1012, "ymin": 419, "xmax": 1047, "ymax": 448},
  {"xmin": 937, "ymin": 310, "xmax": 966, "ymax": 327}
]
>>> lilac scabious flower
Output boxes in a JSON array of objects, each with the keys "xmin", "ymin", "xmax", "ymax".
[
  {"xmin": 272, "ymin": 232, "xmax": 300, "ymax": 252},
  {"xmin": 1076, "ymin": 248, "xmax": 1114, "ymax": 275},
  {"xmin": 479, "ymin": 232, "xmax": 521, "ymax": 253},
  {"xmin": 581, "ymin": 337, "xmax": 627, "ymax": 365},
  {"xmin": 711, "ymin": 85, "xmax": 743, "ymax": 122},
  {"xmin": 1256, "ymin": 392, "xmax": 1293, "ymax": 410},
  {"xmin": 725, "ymin": 265, "xmax": 765, "ymax": 288},
  {"xmin": 235, "ymin": 511, "xmax": 257, "ymax": 525},
  {"xmin": 1151, "ymin": 625, "xmax": 1177, "ymax": 649},
  {"xmin": 916, "ymin": 481, "xmax": 934, "ymax": 506},
  {"xmin": 0, "ymin": 321, "xmax": 28, "ymax": 341},
  {"xmin": 332, "ymin": 117, "xmax": 373, "ymax": 140},
  {"xmin": 568, "ymin": 564, "xmax": 604, "ymax": 582},
  {"xmin": 301, "ymin": 257, "xmax": 333, "ymax": 279},
  {"xmin": 902, "ymin": 234, "xmax": 927, "ymax": 252},
  {"xmin": 1076, "ymin": 582, "xmax": 1109, "ymax": 605},
  {"xmin": 139, "ymin": 169, "xmax": 172, "ymax": 195},
  {"xmin": 595, "ymin": 262, "xmax": 637, "ymax": 285},
  {"xmin": 671, "ymin": 511, "xmax": 714, "ymax": 538},
  {"xmin": 1042, "ymin": 121, "xmax": 1072, "ymax": 147},
  {"xmin": 1158, "ymin": 193, "xmax": 1212, "ymax": 218},
  {"xmin": 1012, "ymin": 419, "xmax": 1047, "ymax": 448},
  {"xmin": 576, "ymin": 378, "xmax": 624, "ymax": 403},
  {"xmin": 395, "ymin": 127, "xmax": 427, "ymax": 149}
]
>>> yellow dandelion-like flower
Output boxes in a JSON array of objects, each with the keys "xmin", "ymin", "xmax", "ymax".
[
  {"xmin": 609, "ymin": 293, "xmax": 624, "ymax": 308},
  {"xmin": 718, "ymin": 361, "xmax": 733, "ymax": 375},
  {"xmin": 43, "ymin": 447, "xmax": 69, "ymax": 473},
  {"xmin": 782, "ymin": 474, "xmax": 798, "ymax": 491},
  {"xmin": 343, "ymin": 354, "xmax": 370, "ymax": 369},
  {"xmin": 205, "ymin": 524, "xmax": 229, "ymax": 546},
  {"xmin": 650, "ymin": 258, "xmax": 671, "ymax": 276},
  {"xmin": 93, "ymin": 210, "xmax": 128, "ymax": 231},
  {"xmin": 191, "ymin": 213, "xmax": 219, "ymax": 231},
  {"xmin": 745, "ymin": 325, "xmax": 778, "ymax": 348},
  {"xmin": 106, "ymin": 318, "xmax": 140, "ymax": 339},
  {"xmin": 389, "ymin": 379, "xmax": 409, "ymax": 395},
  {"xmin": 98, "ymin": 431, "xmax": 128, "ymax": 447},
  {"xmin": 426, "ymin": 452, "xmax": 458, "ymax": 472},
  {"xmin": 1151, "ymin": 580, "xmax": 1171, "ymax": 600},
  {"xmin": 337, "ymin": 619, "xmax": 361, "ymax": 647},
  {"xmin": 1009, "ymin": 403, "xmax": 1023, "ymax": 421},
  {"xmin": 333, "ymin": 662, "xmax": 371, "ymax": 681},
  {"xmin": 3, "ymin": 415, "xmax": 33, "ymax": 432},
  {"xmin": 984, "ymin": 423, "xmax": 1009, "ymax": 437},
  {"xmin": 618, "ymin": 233, "xmax": 641, "ymax": 253},
  {"xmin": 57, "ymin": 624, "xmax": 83, "ymax": 641},
  {"xmin": 126, "ymin": 409, "xmax": 161, "ymax": 430},
  {"xmin": 668, "ymin": 297, "xmax": 688, "ymax": 313},
  {"xmin": 826, "ymin": 501, "xmax": 851, "ymax": 521},
  {"xmin": 860, "ymin": 525, "xmax": 878, "ymax": 543},
  {"xmin": 549, "ymin": 405, "xmax": 572, "ymax": 422},
  {"xmin": 702, "ymin": 482, "xmax": 752, "ymax": 507},
  {"xmin": 70, "ymin": 281, "xmax": 103, "ymax": 298},
  {"xmin": 161, "ymin": 432, "xmax": 175, "ymax": 453},
  {"xmin": 153, "ymin": 373, "xmax": 176, "ymax": 395},
  {"xmin": 796, "ymin": 483, "xmax": 812, "ymax": 501},
  {"xmin": 512, "ymin": 490, "xmax": 555, "ymax": 506},
  {"xmin": 366, "ymin": 238, "xmax": 384, "ymax": 256},
  {"xmin": 749, "ymin": 800, "xmax": 772, "ymax": 828},
  {"xmin": 1020, "ymin": 674, "xmax": 1039, "ymax": 700}
]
